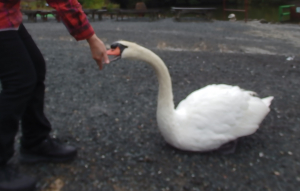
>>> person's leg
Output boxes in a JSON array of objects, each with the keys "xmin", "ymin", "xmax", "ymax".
[
  {"xmin": 0, "ymin": 30, "xmax": 38, "ymax": 191},
  {"xmin": 0, "ymin": 30, "xmax": 37, "ymax": 165},
  {"xmin": 17, "ymin": 24, "xmax": 77, "ymax": 164},
  {"xmin": 17, "ymin": 23, "xmax": 52, "ymax": 149}
]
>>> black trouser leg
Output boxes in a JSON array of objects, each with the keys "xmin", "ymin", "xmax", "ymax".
[
  {"xmin": 0, "ymin": 24, "xmax": 51, "ymax": 165},
  {"xmin": 18, "ymin": 24, "xmax": 52, "ymax": 149}
]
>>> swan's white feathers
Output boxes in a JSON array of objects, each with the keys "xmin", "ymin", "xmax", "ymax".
[
  {"xmin": 170, "ymin": 84, "xmax": 272, "ymax": 151},
  {"xmin": 114, "ymin": 41, "xmax": 274, "ymax": 152}
]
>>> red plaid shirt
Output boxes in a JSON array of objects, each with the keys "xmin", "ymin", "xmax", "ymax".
[{"xmin": 0, "ymin": 0, "xmax": 94, "ymax": 40}]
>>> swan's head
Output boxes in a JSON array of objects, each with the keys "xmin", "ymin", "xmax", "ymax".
[{"xmin": 107, "ymin": 41, "xmax": 144, "ymax": 62}]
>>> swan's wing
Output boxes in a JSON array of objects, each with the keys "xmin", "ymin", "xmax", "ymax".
[
  {"xmin": 171, "ymin": 84, "xmax": 272, "ymax": 151},
  {"xmin": 175, "ymin": 84, "xmax": 260, "ymax": 137}
]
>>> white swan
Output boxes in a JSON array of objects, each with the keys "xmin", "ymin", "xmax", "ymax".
[{"xmin": 107, "ymin": 41, "xmax": 274, "ymax": 153}]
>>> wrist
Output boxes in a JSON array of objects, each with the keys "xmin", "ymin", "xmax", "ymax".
[{"xmin": 86, "ymin": 34, "xmax": 97, "ymax": 43}]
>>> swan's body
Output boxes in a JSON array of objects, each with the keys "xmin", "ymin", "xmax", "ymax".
[{"xmin": 107, "ymin": 41, "xmax": 274, "ymax": 152}]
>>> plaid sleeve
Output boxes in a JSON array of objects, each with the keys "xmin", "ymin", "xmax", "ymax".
[
  {"xmin": 0, "ymin": 0, "xmax": 22, "ymax": 30},
  {"xmin": 46, "ymin": 0, "xmax": 95, "ymax": 41}
]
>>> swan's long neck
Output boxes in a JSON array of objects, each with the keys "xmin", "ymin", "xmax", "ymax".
[
  {"xmin": 126, "ymin": 45, "xmax": 178, "ymax": 143},
  {"xmin": 132, "ymin": 47, "xmax": 175, "ymax": 117}
]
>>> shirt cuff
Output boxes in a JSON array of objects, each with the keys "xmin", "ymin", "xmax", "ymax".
[{"xmin": 71, "ymin": 24, "xmax": 95, "ymax": 41}]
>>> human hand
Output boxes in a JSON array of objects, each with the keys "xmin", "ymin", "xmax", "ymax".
[{"xmin": 86, "ymin": 34, "xmax": 110, "ymax": 70}]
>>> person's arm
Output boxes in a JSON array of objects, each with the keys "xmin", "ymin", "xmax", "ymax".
[{"xmin": 46, "ymin": 0, "xmax": 109, "ymax": 69}]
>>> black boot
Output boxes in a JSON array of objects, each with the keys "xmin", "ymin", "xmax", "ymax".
[
  {"xmin": 20, "ymin": 137, "xmax": 77, "ymax": 164},
  {"xmin": 0, "ymin": 165, "xmax": 36, "ymax": 191}
]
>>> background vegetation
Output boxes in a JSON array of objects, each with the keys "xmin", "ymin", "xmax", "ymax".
[
  {"xmin": 21, "ymin": 0, "xmax": 295, "ymax": 10},
  {"xmin": 109, "ymin": 0, "xmax": 295, "ymax": 9},
  {"xmin": 21, "ymin": 0, "xmax": 119, "ymax": 10}
]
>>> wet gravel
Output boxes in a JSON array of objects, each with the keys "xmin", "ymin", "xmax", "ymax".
[{"xmin": 9, "ymin": 17, "xmax": 300, "ymax": 190}]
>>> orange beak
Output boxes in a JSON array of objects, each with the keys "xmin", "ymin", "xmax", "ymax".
[
  {"xmin": 106, "ymin": 47, "xmax": 122, "ymax": 62},
  {"xmin": 106, "ymin": 47, "xmax": 121, "ymax": 56}
]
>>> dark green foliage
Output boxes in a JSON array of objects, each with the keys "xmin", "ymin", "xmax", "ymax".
[
  {"xmin": 78, "ymin": 0, "xmax": 105, "ymax": 8},
  {"xmin": 109, "ymin": 0, "xmax": 293, "ymax": 8}
]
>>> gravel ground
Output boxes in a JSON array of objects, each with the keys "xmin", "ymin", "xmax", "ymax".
[{"xmin": 8, "ymin": 17, "xmax": 300, "ymax": 190}]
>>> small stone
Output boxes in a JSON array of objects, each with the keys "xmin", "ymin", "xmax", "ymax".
[
  {"xmin": 288, "ymin": 151, "xmax": 293, "ymax": 155},
  {"xmin": 138, "ymin": 157, "xmax": 144, "ymax": 162},
  {"xmin": 274, "ymin": 171, "xmax": 280, "ymax": 176},
  {"xmin": 49, "ymin": 179, "xmax": 64, "ymax": 190},
  {"xmin": 296, "ymin": 177, "xmax": 300, "ymax": 181},
  {"xmin": 286, "ymin": 56, "xmax": 294, "ymax": 61},
  {"xmin": 259, "ymin": 152, "xmax": 264, "ymax": 157}
]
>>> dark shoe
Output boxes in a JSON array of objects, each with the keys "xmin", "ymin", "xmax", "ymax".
[
  {"xmin": 0, "ymin": 165, "xmax": 36, "ymax": 191},
  {"xmin": 20, "ymin": 137, "xmax": 77, "ymax": 164}
]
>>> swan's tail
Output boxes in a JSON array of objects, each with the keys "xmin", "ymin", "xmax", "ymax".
[{"xmin": 262, "ymin": 96, "xmax": 274, "ymax": 107}]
